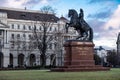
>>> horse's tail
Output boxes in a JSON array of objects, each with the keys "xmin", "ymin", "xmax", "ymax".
[{"xmin": 89, "ymin": 28, "xmax": 93, "ymax": 41}]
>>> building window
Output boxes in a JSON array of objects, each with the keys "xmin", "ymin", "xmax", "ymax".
[
  {"xmin": 33, "ymin": 42, "xmax": 37, "ymax": 49},
  {"xmin": 29, "ymin": 26, "xmax": 31, "ymax": 30},
  {"xmin": 54, "ymin": 27, "xmax": 57, "ymax": 31},
  {"xmin": 17, "ymin": 34, "xmax": 20, "ymax": 39},
  {"xmin": 23, "ymin": 25, "xmax": 26, "ymax": 30},
  {"xmin": 23, "ymin": 34, "xmax": 26, "ymax": 38},
  {"xmin": 11, "ymin": 34, "xmax": 14, "ymax": 39},
  {"xmin": 39, "ymin": 26, "xmax": 42, "ymax": 31},
  {"xmin": 11, "ymin": 43, "xmax": 14, "ymax": 49},
  {"xmin": 21, "ymin": 13, "xmax": 26, "ymax": 18},
  {"xmin": 29, "ymin": 35, "xmax": 31, "ymax": 39},
  {"xmin": 12, "ymin": 24, "xmax": 14, "ymax": 29},
  {"xmin": 34, "ymin": 25, "xmax": 36, "ymax": 30},
  {"xmin": 0, "ymin": 30, "xmax": 2, "ymax": 35},
  {"xmin": 49, "ymin": 43, "xmax": 52, "ymax": 49},
  {"xmin": 54, "ymin": 43, "xmax": 57, "ymax": 48},
  {"xmin": 18, "ymin": 24, "xmax": 20, "ymax": 29},
  {"xmin": 0, "ymin": 39, "xmax": 1, "ymax": 46}
]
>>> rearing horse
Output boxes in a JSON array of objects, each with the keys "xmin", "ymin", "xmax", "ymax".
[{"xmin": 65, "ymin": 9, "xmax": 93, "ymax": 41}]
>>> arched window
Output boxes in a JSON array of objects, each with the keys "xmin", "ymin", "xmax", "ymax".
[
  {"xmin": 18, "ymin": 54, "xmax": 24, "ymax": 67},
  {"xmin": 29, "ymin": 54, "xmax": 36, "ymax": 66},
  {"xmin": 9, "ymin": 53, "xmax": 13, "ymax": 67}
]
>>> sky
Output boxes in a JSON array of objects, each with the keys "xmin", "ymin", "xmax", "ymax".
[{"xmin": 0, "ymin": 0, "xmax": 120, "ymax": 50}]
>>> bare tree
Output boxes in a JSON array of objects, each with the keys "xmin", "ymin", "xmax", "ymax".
[
  {"xmin": 10, "ymin": 33, "xmax": 36, "ymax": 67},
  {"xmin": 32, "ymin": 6, "xmax": 58, "ymax": 67},
  {"xmin": 51, "ymin": 25, "xmax": 64, "ymax": 66},
  {"xmin": 23, "ymin": 35, "xmax": 36, "ymax": 66},
  {"xmin": 107, "ymin": 50, "xmax": 118, "ymax": 67}
]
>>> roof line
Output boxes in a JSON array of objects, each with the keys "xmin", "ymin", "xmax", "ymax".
[{"xmin": 0, "ymin": 7, "xmax": 53, "ymax": 14}]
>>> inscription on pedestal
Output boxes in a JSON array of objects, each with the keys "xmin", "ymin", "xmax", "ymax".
[{"xmin": 79, "ymin": 52, "xmax": 87, "ymax": 55}]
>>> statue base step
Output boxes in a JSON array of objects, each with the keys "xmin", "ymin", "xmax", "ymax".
[{"xmin": 51, "ymin": 65, "xmax": 110, "ymax": 72}]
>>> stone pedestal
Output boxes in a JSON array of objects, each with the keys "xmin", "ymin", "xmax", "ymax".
[{"xmin": 51, "ymin": 40, "xmax": 110, "ymax": 72}]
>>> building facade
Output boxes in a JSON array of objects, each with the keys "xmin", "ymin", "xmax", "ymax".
[
  {"xmin": 94, "ymin": 46, "xmax": 107, "ymax": 65},
  {"xmin": 116, "ymin": 32, "xmax": 120, "ymax": 64},
  {"xmin": 0, "ymin": 7, "xmax": 77, "ymax": 68}
]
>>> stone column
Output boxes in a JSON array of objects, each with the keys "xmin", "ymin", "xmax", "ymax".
[
  {"xmin": 13, "ymin": 52, "xmax": 18, "ymax": 67},
  {"xmin": 2, "ymin": 48, "xmax": 9, "ymax": 67}
]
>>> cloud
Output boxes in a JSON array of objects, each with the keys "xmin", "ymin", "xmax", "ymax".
[
  {"xmin": 86, "ymin": 5, "xmax": 120, "ymax": 49},
  {"xmin": 6, "ymin": 0, "xmax": 26, "ymax": 8},
  {"xmin": 93, "ymin": 27, "xmax": 118, "ymax": 49},
  {"xmin": 0, "ymin": 0, "xmax": 7, "ymax": 6},
  {"xmin": 87, "ymin": 19, "xmax": 116, "ymax": 49},
  {"xmin": 87, "ymin": 19, "xmax": 105, "ymax": 37},
  {"xmin": 88, "ymin": 0, "xmax": 119, "ymax": 9},
  {"xmin": 94, "ymin": 25, "xmax": 118, "ymax": 49},
  {"xmin": 0, "ymin": 0, "xmax": 54, "ymax": 9},
  {"xmin": 104, "ymin": 5, "xmax": 120, "ymax": 30},
  {"xmin": 97, "ymin": 5, "xmax": 120, "ymax": 49},
  {"xmin": 25, "ymin": 0, "xmax": 52, "ymax": 7},
  {"xmin": 88, "ymin": 0, "xmax": 118, "ymax": 4},
  {"xmin": 0, "ymin": 0, "xmax": 28, "ymax": 8},
  {"xmin": 88, "ymin": 0, "xmax": 108, "ymax": 4},
  {"xmin": 25, "ymin": 0, "xmax": 40, "ymax": 5},
  {"xmin": 87, "ymin": 9, "xmax": 112, "ymax": 19}
]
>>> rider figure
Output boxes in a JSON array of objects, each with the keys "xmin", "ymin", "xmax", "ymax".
[{"xmin": 79, "ymin": 9, "xmax": 84, "ymax": 28}]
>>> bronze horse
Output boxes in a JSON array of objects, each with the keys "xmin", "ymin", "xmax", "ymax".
[{"xmin": 65, "ymin": 9, "xmax": 93, "ymax": 41}]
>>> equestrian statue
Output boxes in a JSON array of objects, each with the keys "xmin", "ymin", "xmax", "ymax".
[{"xmin": 65, "ymin": 8, "xmax": 93, "ymax": 41}]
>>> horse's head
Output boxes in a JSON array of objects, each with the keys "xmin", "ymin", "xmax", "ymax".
[
  {"xmin": 68, "ymin": 9, "xmax": 78, "ymax": 18},
  {"xmin": 68, "ymin": 9, "xmax": 73, "ymax": 17}
]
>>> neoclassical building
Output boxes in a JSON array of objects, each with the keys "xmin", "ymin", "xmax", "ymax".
[{"xmin": 0, "ymin": 7, "xmax": 77, "ymax": 68}]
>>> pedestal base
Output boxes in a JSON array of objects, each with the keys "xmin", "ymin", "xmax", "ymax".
[
  {"xmin": 51, "ymin": 40, "xmax": 110, "ymax": 72},
  {"xmin": 51, "ymin": 65, "xmax": 110, "ymax": 72}
]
